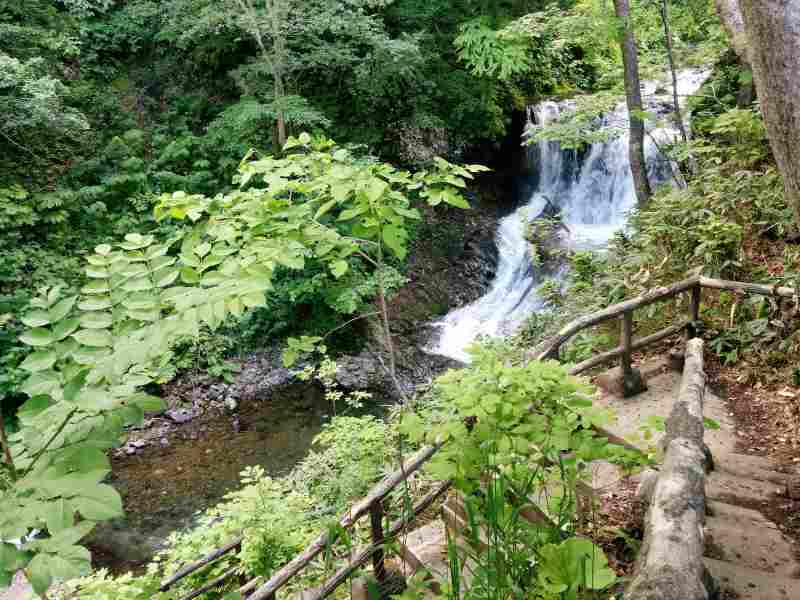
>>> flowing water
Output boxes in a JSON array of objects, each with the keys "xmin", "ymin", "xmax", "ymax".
[{"xmin": 429, "ymin": 70, "xmax": 709, "ymax": 362}]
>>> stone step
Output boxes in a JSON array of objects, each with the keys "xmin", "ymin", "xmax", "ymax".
[
  {"xmin": 705, "ymin": 557, "xmax": 800, "ymax": 600},
  {"xmin": 398, "ymin": 521, "xmax": 450, "ymax": 583},
  {"xmin": 714, "ymin": 453, "xmax": 789, "ymax": 487},
  {"xmin": 398, "ymin": 519, "xmax": 478, "ymax": 597},
  {"xmin": 705, "ymin": 501, "xmax": 799, "ymax": 577},
  {"xmin": 706, "ymin": 469, "xmax": 779, "ymax": 505}
]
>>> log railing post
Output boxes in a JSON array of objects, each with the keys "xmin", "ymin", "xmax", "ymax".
[
  {"xmin": 619, "ymin": 310, "xmax": 646, "ymax": 397},
  {"xmin": 369, "ymin": 502, "xmax": 386, "ymax": 584},
  {"xmin": 620, "ymin": 311, "xmax": 633, "ymax": 376},
  {"xmin": 687, "ymin": 284, "xmax": 701, "ymax": 339},
  {"xmin": 545, "ymin": 343, "xmax": 561, "ymax": 362}
]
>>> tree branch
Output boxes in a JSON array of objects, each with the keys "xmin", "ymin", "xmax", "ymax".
[
  {"xmin": 21, "ymin": 408, "xmax": 78, "ymax": 478},
  {"xmin": 322, "ymin": 312, "xmax": 380, "ymax": 340}
]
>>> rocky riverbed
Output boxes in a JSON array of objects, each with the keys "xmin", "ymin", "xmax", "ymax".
[{"xmin": 88, "ymin": 174, "xmax": 511, "ymax": 572}]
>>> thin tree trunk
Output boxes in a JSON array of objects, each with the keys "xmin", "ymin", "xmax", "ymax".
[
  {"xmin": 660, "ymin": 0, "xmax": 689, "ymax": 145},
  {"xmin": 235, "ymin": 0, "xmax": 288, "ymax": 150},
  {"xmin": 738, "ymin": 0, "xmax": 800, "ymax": 232},
  {"xmin": 0, "ymin": 409, "xmax": 17, "ymax": 481},
  {"xmin": 614, "ymin": 0, "xmax": 652, "ymax": 206},
  {"xmin": 270, "ymin": 0, "xmax": 288, "ymax": 148}
]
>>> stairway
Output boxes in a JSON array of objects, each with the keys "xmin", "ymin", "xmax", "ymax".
[{"xmin": 393, "ymin": 359, "xmax": 800, "ymax": 599}]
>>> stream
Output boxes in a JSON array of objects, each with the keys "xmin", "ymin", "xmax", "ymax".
[
  {"xmin": 95, "ymin": 69, "xmax": 708, "ymax": 573},
  {"xmin": 428, "ymin": 69, "xmax": 709, "ymax": 362}
]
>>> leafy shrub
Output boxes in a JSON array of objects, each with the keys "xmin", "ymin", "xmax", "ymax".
[{"xmin": 292, "ymin": 416, "xmax": 389, "ymax": 511}]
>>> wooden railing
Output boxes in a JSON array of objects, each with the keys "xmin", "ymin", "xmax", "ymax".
[
  {"xmin": 537, "ymin": 274, "xmax": 798, "ymax": 377},
  {"xmin": 164, "ymin": 274, "xmax": 799, "ymax": 600},
  {"xmin": 160, "ymin": 444, "xmax": 448, "ymax": 600}
]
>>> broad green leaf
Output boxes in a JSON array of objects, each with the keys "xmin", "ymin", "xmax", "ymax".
[
  {"xmin": 126, "ymin": 309, "xmax": 160, "ymax": 322},
  {"xmin": 19, "ymin": 350, "xmax": 57, "ymax": 372},
  {"xmin": 72, "ymin": 346, "xmax": 110, "ymax": 365},
  {"xmin": 78, "ymin": 297, "xmax": 113, "ymax": 311},
  {"xmin": 181, "ymin": 267, "xmax": 201, "ymax": 284},
  {"xmin": 155, "ymin": 268, "xmax": 179, "ymax": 287},
  {"xmin": 442, "ymin": 188, "xmax": 470, "ymax": 209},
  {"xmin": 119, "ymin": 233, "xmax": 153, "ymax": 250},
  {"xmin": 61, "ymin": 446, "xmax": 110, "ymax": 472},
  {"xmin": 52, "ymin": 318, "xmax": 80, "ymax": 341},
  {"xmin": 365, "ymin": 179, "xmax": 388, "ymax": 203},
  {"xmin": 86, "ymin": 255, "xmax": 107, "ymax": 266},
  {"xmin": 81, "ymin": 280, "xmax": 110, "ymax": 295},
  {"xmin": 19, "ymin": 327, "xmax": 54, "ymax": 347},
  {"xmin": 314, "ymin": 199, "xmax": 336, "ymax": 220},
  {"xmin": 80, "ymin": 312, "xmax": 113, "ymax": 329},
  {"xmin": 330, "ymin": 260, "xmax": 348, "ymax": 279},
  {"xmin": 123, "ymin": 294, "xmax": 158, "ymax": 310},
  {"xmin": 195, "ymin": 242, "xmax": 211, "ymax": 258},
  {"xmin": 72, "ymin": 329, "xmax": 113, "ymax": 347},
  {"xmin": 122, "ymin": 277, "xmax": 152, "ymax": 292},
  {"xmin": 17, "ymin": 395, "xmax": 53, "ymax": 420},
  {"xmin": 85, "ymin": 266, "xmax": 109, "ymax": 279},
  {"xmin": 74, "ymin": 386, "xmax": 114, "ymax": 412},
  {"xmin": 73, "ymin": 484, "xmax": 123, "ymax": 520},
  {"xmin": 21, "ymin": 371, "xmax": 60, "ymax": 397},
  {"xmin": 26, "ymin": 548, "xmax": 90, "ymax": 595},
  {"xmin": 382, "ymin": 224, "xmax": 408, "ymax": 259},
  {"xmin": 44, "ymin": 499, "xmax": 75, "ymax": 534},
  {"xmin": 21, "ymin": 310, "xmax": 51, "ymax": 328},
  {"xmin": 64, "ymin": 370, "xmax": 89, "ymax": 403},
  {"xmin": 45, "ymin": 522, "xmax": 95, "ymax": 549},
  {"xmin": 338, "ymin": 206, "xmax": 366, "ymax": 221},
  {"xmin": 95, "ymin": 244, "xmax": 112, "ymax": 255}
]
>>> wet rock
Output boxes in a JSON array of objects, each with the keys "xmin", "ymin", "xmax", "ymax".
[
  {"xmin": 87, "ymin": 522, "xmax": 155, "ymax": 566},
  {"xmin": 166, "ymin": 407, "xmax": 195, "ymax": 424}
]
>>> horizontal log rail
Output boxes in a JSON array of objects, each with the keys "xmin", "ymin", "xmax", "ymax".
[
  {"xmin": 246, "ymin": 444, "xmax": 443, "ymax": 600},
  {"xmin": 160, "ymin": 536, "xmax": 243, "ymax": 592},
  {"xmin": 170, "ymin": 274, "xmax": 797, "ymax": 600},
  {"xmin": 540, "ymin": 274, "xmax": 800, "ymax": 377}
]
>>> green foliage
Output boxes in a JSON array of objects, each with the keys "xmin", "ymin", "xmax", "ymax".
[
  {"xmin": 291, "ymin": 416, "xmax": 389, "ymax": 511},
  {"xmin": 455, "ymin": 18, "xmax": 532, "ymax": 81},
  {"xmin": 400, "ymin": 344, "xmax": 635, "ymax": 600},
  {"xmin": 1, "ymin": 136, "xmax": 478, "ymax": 589},
  {"xmin": 56, "ymin": 414, "xmax": 392, "ymax": 599},
  {"xmin": 526, "ymin": 92, "xmax": 622, "ymax": 150},
  {"xmin": 537, "ymin": 537, "xmax": 616, "ymax": 597},
  {"xmin": 0, "ymin": 52, "xmax": 88, "ymax": 160}
]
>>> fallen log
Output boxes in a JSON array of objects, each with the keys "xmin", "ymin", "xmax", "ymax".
[{"xmin": 625, "ymin": 339, "xmax": 715, "ymax": 600}]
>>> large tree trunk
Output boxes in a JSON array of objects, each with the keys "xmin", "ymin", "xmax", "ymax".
[
  {"xmin": 614, "ymin": 0, "xmax": 652, "ymax": 206},
  {"xmin": 738, "ymin": 0, "xmax": 800, "ymax": 230},
  {"xmin": 715, "ymin": 0, "xmax": 750, "ymax": 63}
]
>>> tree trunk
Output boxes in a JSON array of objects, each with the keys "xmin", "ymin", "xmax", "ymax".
[
  {"xmin": 270, "ymin": 0, "xmax": 288, "ymax": 148},
  {"xmin": 660, "ymin": 0, "xmax": 690, "ymax": 145},
  {"xmin": 274, "ymin": 75, "xmax": 287, "ymax": 148},
  {"xmin": 738, "ymin": 0, "xmax": 800, "ymax": 231},
  {"xmin": 715, "ymin": 0, "xmax": 750, "ymax": 64},
  {"xmin": 614, "ymin": 0, "xmax": 652, "ymax": 206}
]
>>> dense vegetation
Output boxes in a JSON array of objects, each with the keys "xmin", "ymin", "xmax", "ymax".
[
  {"xmin": 3, "ymin": 0, "xmax": 796, "ymax": 599},
  {"xmin": 0, "ymin": 0, "xmax": 725, "ymax": 418}
]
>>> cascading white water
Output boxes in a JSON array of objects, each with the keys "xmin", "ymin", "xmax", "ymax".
[{"xmin": 428, "ymin": 70, "xmax": 709, "ymax": 362}]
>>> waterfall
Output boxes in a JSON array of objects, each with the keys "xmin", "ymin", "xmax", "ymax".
[{"xmin": 427, "ymin": 70, "xmax": 709, "ymax": 362}]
